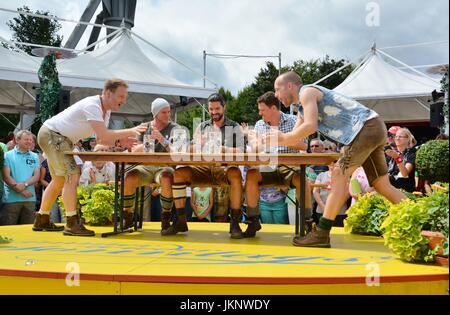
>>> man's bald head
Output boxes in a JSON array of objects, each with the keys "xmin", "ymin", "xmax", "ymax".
[
  {"xmin": 278, "ymin": 71, "xmax": 302, "ymax": 86},
  {"xmin": 274, "ymin": 71, "xmax": 303, "ymax": 108}
]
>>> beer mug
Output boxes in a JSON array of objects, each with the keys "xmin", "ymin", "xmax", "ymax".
[
  {"xmin": 143, "ymin": 135, "xmax": 155, "ymax": 153},
  {"xmin": 170, "ymin": 128, "xmax": 189, "ymax": 153},
  {"xmin": 208, "ymin": 131, "xmax": 222, "ymax": 154}
]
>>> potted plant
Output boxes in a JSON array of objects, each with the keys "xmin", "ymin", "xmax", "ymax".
[
  {"xmin": 420, "ymin": 184, "xmax": 449, "ymax": 266},
  {"xmin": 381, "ymin": 184, "xmax": 448, "ymax": 265},
  {"xmin": 344, "ymin": 192, "xmax": 390, "ymax": 236}
]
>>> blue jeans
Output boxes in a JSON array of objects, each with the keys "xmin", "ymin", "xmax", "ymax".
[{"xmin": 259, "ymin": 198, "xmax": 288, "ymax": 224}]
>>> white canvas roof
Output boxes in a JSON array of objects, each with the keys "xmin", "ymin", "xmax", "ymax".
[
  {"xmin": 0, "ymin": 29, "xmax": 215, "ymax": 121},
  {"xmin": 334, "ymin": 50, "xmax": 440, "ymax": 123}
]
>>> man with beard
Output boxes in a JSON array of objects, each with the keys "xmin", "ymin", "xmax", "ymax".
[{"xmin": 162, "ymin": 93, "xmax": 246, "ymax": 239}]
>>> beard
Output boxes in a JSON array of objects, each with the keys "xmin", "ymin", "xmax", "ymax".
[{"xmin": 211, "ymin": 113, "xmax": 223, "ymax": 122}]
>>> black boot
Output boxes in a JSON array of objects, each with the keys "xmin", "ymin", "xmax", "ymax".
[
  {"xmin": 242, "ymin": 207, "xmax": 261, "ymax": 238},
  {"xmin": 229, "ymin": 209, "xmax": 243, "ymax": 239},
  {"xmin": 123, "ymin": 211, "xmax": 135, "ymax": 230},
  {"xmin": 161, "ymin": 211, "xmax": 172, "ymax": 231},
  {"xmin": 161, "ymin": 208, "xmax": 188, "ymax": 235}
]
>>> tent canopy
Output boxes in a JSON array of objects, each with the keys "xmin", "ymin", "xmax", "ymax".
[
  {"xmin": 0, "ymin": 29, "xmax": 215, "ymax": 121},
  {"xmin": 333, "ymin": 49, "xmax": 440, "ymax": 123}
]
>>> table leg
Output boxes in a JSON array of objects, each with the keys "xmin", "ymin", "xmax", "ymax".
[{"xmin": 299, "ymin": 165, "xmax": 306, "ymax": 237}]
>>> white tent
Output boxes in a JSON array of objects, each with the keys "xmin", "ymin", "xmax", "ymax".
[
  {"xmin": 333, "ymin": 48, "xmax": 441, "ymax": 123},
  {"xmin": 0, "ymin": 29, "xmax": 215, "ymax": 123}
]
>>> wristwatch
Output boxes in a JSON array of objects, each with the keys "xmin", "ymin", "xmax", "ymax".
[{"xmin": 24, "ymin": 182, "xmax": 29, "ymax": 188}]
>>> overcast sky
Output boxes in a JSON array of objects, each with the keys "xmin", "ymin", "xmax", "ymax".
[{"xmin": 0, "ymin": 0, "xmax": 448, "ymax": 95}]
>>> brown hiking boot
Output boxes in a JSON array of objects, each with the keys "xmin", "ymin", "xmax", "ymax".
[
  {"xmin": 161, "ymin": 211, "xmax": 172, "ymax": 231},
  {"xmin": 229, "ymin": 209, "xmax": 243, "ymax": 239},
  {"xmin": 161, "ymin": 214, "xmax": 188, "ymax": 236},
  {"xmin": 63, "ymin": 215, "xmax": 95, "ymax": 236},
  {"xmin": 32, "ymin": 213, "xmax": 64, "ymax": 231},
  {"xmin": 123, "ymin": 211, "xmax": 135, "ymax": 230},
  {"xmin": 292, "ymin": 226, "xmax": 331, "ymax": 248},
  {"xmin": 242, "ymin": 216, "xmax": 261, "ymax": 238}
]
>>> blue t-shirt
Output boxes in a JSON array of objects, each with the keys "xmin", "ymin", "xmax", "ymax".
[{"xmin": 3, "ymin": 147, "xmax": 40, "ymax": 203}]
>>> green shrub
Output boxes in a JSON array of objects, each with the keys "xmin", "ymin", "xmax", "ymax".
[
  {"xmin": 416, "ymin": 140, "xmax": 449, "ymax": 183},
  {"xmin": 344, "ymin": 192, "xmax": 390, "ymax": 236},
  {"xmin": 421, "ymin": 183, "xmax": 449, "ymax": 238},
  {"xmin": 381, "ymin": 199, "xmax": 432, "ymax": 262},
  {"xmin": 82, "ymin": 189, "xmax": 115, "ymax": 226},
  {"xmin": 58, "ymin": 183, "xmax": 114, "ymax": 225}
]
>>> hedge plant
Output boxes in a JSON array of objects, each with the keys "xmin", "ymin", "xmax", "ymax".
[{"xmin": 416, "ymin": 140, "xmax": 449, "ymax": 183}]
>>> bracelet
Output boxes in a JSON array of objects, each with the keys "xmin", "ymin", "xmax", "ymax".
[{"xmin": 395, "ymin": 156, "xmax": 403, "ymax": 164}]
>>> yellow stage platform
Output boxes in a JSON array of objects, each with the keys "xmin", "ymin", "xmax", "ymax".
[{"xmin": 0, "ymin": 222, "xmax": 448, "ymax": 295}]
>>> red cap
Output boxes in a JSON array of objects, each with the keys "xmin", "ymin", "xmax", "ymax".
[{"xmin": 388, "ymin": 126, "xmax": 401, "ymax": 135}]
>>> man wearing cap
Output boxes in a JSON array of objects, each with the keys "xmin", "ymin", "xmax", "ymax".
[
  {"xmin": 33, "ymin": 78, "xmax": 147, "ymax": 236},
  {"xmin": 121, "ymin": 98, "xmax": 182, "ymax": 232}
]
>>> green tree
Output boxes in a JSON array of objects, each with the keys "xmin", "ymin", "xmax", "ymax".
[
  {"xmin": 175, "ymin": 106, "xmax": 203, "ymax": 137},
  {"xmin": 5, "ymin": 5, "xmax": 63, "ymax": 55},
  {"xmin": 227, "ymin": 56, "xmax": 354, "ymax": 126},
  {"xmin": 291, "ymin": 55, "xmax": 354, "ymax": 89}
]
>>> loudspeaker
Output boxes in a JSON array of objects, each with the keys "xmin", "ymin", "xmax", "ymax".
[
  {"xmin": 430, "ymin": 102, "xmax": 444, "ymax": 128},
  {"xmin": 35, "ymin": 90, "xmax": 70, "ymax": 115},
  {"xmin": 180, "ymin": 96, "xmax": 189, "ymax": 106},
  {"xmin": 57, "ymin": 90, "xmax": 71, "ymax": 113}
]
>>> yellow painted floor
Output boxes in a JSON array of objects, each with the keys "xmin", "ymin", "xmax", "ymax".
[{"xmin": 0, "ymin": 222, "xmax": 448, "ymax": 294}]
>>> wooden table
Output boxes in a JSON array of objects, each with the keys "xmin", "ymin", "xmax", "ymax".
[{"xmin": 68, "ymin": 152, "xmax": 339, "ymax": 237}]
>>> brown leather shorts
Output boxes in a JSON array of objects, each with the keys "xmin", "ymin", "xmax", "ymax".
[{"xmin": 337, "ymin": 116, "xmax": 388, "ymax": 186}]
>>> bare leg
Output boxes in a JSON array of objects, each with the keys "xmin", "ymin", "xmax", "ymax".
[
  {"xmin": 39, "ymin": 176, "xmax": 64, "ymax": 213},
  {"xmin": 321, "ymin": 166, "xmax": 356, "ymax": 220},
  {"xmin": 372, "ymin": 174, "xmax": 407, "ymax": 204},
  {"xmin": 61, "ymin": 174, "xmax": 80, "ymax": 216},
  {"xmin": 227, "ymin": 167, "xmax": 243, "ymax": 210}
]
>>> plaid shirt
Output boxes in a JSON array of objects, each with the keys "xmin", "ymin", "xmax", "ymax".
[{"xmin": 254, "ymin": 111, "xmax": 301, "ymax": 154}]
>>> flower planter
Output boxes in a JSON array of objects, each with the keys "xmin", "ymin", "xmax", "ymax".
[
  {"xmin": 421, "ymin": 230, "xmax": 449, "ymax": 266},
  {"xmin": 434, "ymin": 255, "xmax": 449, "ymax": 267}
]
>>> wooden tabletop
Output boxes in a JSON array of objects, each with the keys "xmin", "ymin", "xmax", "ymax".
[{"xmin": 66, "ymin": 152, "xmax": 340, "ymax": 167}]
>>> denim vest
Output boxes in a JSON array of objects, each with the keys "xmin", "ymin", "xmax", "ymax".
[{"xmin": 299, "ymin": 85, "xmax": 377, "ymax": 145}]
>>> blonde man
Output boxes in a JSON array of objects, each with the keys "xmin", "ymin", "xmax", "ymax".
[{"xmin": 33, "ymin": 79, "xmax": 147, "ymax": 236}]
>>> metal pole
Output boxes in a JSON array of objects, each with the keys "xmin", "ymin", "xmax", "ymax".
[
  {"xmin": 203, "ymin": 50, "xmax": 206, "ymax": 88},
  {"xmin": 278, "ymin": 52, "xmax": 282, "ymax": 75},
  {"xmin": 203, "ymin": 50, "xmax": 207, "ymax": 122}
]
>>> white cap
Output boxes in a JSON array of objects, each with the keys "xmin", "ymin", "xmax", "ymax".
[{"xmin": 151, "ymin": 98, "xmax": 170, "ymax": 117}]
